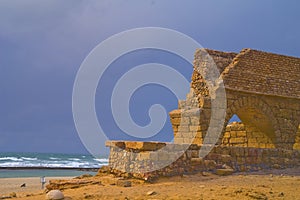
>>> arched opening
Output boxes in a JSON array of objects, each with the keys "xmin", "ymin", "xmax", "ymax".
[
  {"xmin": 229, "ymin": 114, "xmax": 241, "ymax": 123},
  {"xmin": 221, "ymin": 97, "xmax": 277, "ymax": 148},
  {"xmin": 222, "ymin": 114, "xmax": 247, "ymax": 147}
]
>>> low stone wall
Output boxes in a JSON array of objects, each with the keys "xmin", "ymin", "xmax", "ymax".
[
  {"xmin": 222, "ymin": 122, "xmax": 275, "ymax": 148},
  {"xmin": 106, "ymin": 140, "xmax": 300, "ymax": 180}
]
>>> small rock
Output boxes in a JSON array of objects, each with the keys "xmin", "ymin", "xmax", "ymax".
[
  {"xmin": 223, "ymin": 164, "xmax": 233, "ymax": 169},
  {"xmin": 0, "ymin": 195, "xmax": 12, "ymax": 199},
  {"xmin": 248, "ymin": 192, "xmax": 268, "ymax": 200},
  {"xmin": 84, "ymin": 194, "xmax": 93, "ymax": 199},
  {"xmin": 146, "ymin": 191, "xmax": 156, "ymax": 196},
  {"xmin": 116, "ymin": 180, "xmax": 131, "ymax": 187},
  {"xmin": 204, "ymin": 160, "xmax": 217, "ymax": 170},
  {"xmin": 272, "ymin": 164, "xmax": 281, "ymax": 169},
  {"xmin": 234, "ymin": 188, "xmax": 243, "ymax": 194},
  {"xmin": 9, "ymin": 192, "xmax": 16, "ymax": 198},
  {"xmin": 181, "ymin": 174, "xmax": 189, "ymax": 178},
  {"xmin": 46, "ymin": 190, "xmax": 64, "ymax": 200},
  {"xmin": 215, "ymin": 168, "xmax": 234, "ymax": 176},
  {"xmin": 278, "ymin": 192, "xmax": 284, "ymax": 197},
  {"xmin": 201, "ymin": 171, "xmax": 210, "ymax": 176}
]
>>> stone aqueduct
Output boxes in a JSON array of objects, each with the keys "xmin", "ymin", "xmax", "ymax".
[
  {"xmin": 106, "ymin": 48, "xmax": 300, "ymax": 178},
  {"xmin": 170, "ymin": 48, "xmax": 300, "ymax": 150}
]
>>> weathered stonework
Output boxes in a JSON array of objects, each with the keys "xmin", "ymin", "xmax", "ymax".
[
  {"xmin": 105, "ymin": 141, "xmax": 300, "ymax": 180},
  {"xmin": 105, "ymin": 48, "xmax": 300, "ymax": 178},
  {"xmin": 170, "ymin": 48, "xmax": 300, "ymax": 150}
]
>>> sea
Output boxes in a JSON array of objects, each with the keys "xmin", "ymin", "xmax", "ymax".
[{"xmin": 0, "ymin": 152, "xmax": 108, "ymax": 178}]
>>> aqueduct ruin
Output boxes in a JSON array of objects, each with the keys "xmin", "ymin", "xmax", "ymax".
[
  {"xmin": 106, "ymin": 48, "xmax": 300, "ymax": 178},
  {"xmin": 170, "ymin": 48, "xmax": 300, "ymax": 150}
]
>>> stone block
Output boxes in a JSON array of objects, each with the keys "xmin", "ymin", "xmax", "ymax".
[
  {"xmin": 189, "ymin": 125, "xmax": 200, "ymax": 132},
  {"xmin": 125, "ymin": 141, "xmax": 166, "ymax": 151},
  {"xmin": 229, "ymin": 138, "xmax": 246, "ymax": 144},
  {"xmin": 137, "ymin": 152, "xmax": 150, "ymax": 161},
  {"xmin": 215, "ymin": 168, "xmax": 234, "ymax": 176},
  {"xmin": 191, "ymin": 158, "xmax": 203, "ymax": 166},
  {"xmin": 170, "ymin": 117, "xmax": 181, "ymax": 125},
  {"xmin": 192, "ymin": 137, "xmax": 203, "ymax": 145},
  {"xmin": 169, "ymin": 109, "xmax": 183, "ymax": 118},
  {"xmin": 237, "ymin": 131, "xmax": 247, "ymax": 137},
  {"xmin": 178, "ymin": 126, "xmax": 189, "ymax": 132},
  {"xmin": 158, "ymin": 151, "xmax": 170, "ymax": 161},
  {"xmin": 204, "ymin": 160, "xmax": 216, "ymax": 170}
]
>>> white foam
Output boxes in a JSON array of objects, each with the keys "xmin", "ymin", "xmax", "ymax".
[
  {"xmin": 68, "ymin": 158, "xmax": 81, "ymax": 161},
  {"xmin": 0, "ymin": 157, "xmax": 23, "ymax": 161},
  {"xmin": 93, "ymin": 158, "xmax": 109, "ymax": 163},
  {"xmin": 21, "ymin": 157, "xmax": 38, "ymax": 161}
]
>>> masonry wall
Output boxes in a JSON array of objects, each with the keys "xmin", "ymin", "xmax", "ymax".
[
  {"xmin": 105, "ymin": 141, "xmax": 300, "ymax": 179},
  {"xmin": 170, "ymin": 48, "xmax": 300, "ymax": 150}
]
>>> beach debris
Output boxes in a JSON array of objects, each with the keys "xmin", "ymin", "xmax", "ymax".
[
  {"xmin": 146, "ymin": 191, "xmax": 157, "ymax": 196},
  {"xmin": 46, "ymin": 190, "xmax": 64, "ymax": 200},
  {"xmin": 20, "ymin": 183, "xmax": 26, "ymax": 187}
]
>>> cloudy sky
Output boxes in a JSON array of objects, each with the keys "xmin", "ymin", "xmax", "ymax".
[{"xmin": 1, "ymin": 0, "xmax": 299, "ymax": 155}]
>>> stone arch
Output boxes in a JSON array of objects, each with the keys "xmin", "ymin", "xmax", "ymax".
[{"xmin": 221, "ymin": 95, "xmax": 280, "ymax": 148}]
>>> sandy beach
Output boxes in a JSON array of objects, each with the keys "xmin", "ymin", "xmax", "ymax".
[
  {"xmin": 0, "ymin": 168, "xmax": 299, "ymax": 200},
  {"xmin": 0, "ymin": 177, "xmax": 73, "ymax": 198}
]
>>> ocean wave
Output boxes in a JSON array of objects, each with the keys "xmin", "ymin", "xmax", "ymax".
[
  {"xmin": 0, "ymin": 157, "xmax": 23, "ymax": 161},
  {"xmin": 93, "ymin": 158, "xmax": 109, "ymax": 163},
  {"xmin": 0, "ymin": 153, "xmax": 108, "ymax": 168},
  {"xmin": 68, "ymin": 158, "xmax": 81, "ymax": 161},
  {"xmin": 49, "ymin": 157, "xmax": 60, "ymax": 160},
  {"xmin": 0, "ymin": 161, "xmax": 105, "ymax": 168},
  {"xmin": 21, "ymin": 157, "xmax": 38, "ymax": 161}
]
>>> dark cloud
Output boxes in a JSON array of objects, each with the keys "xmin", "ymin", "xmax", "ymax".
[{"xmin": 0, "ymin": 0, "xmax": 299, "ymax": 154}]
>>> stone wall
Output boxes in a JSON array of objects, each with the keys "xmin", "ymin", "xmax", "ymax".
[
  {"xmin": 106, "ymin": 141, "xmax": 300, "ymax": 179},
  {"xmin": 105, "ymin": 49, "xmax": 300, "ymax": 179},
  {"xmin": 222, "ymin": 122, "xmax": 275, "ymax": 148},
  {"xmin": 170, "ymin": 48, "xmax": 300, "ymax": 150}
]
